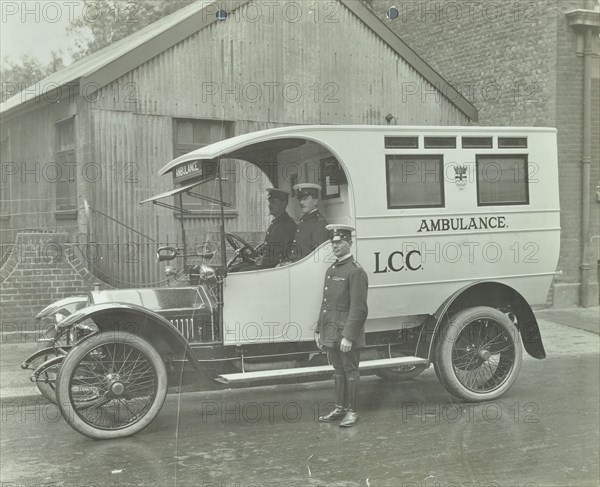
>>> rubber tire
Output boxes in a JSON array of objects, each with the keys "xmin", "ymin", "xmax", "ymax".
[
  {"xmin": 36, "ymin": 361, "xmax": 60, "ymax": 404},
  {"xmin": 56, "ymin": 331, "xmax": 168, "ymax": 440},
  {"xmin": 436, "ymin": 306, "xmax": 522, "ymax": 402}
]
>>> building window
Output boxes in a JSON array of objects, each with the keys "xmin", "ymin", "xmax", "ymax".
[
  {"xmin": 386, "ymin": 155, "xmax": 444, "ymax": 208},
  {"xmin": 55, "ymin": 118, "xmax": 77, "ymax": 215},
  {"xmin": 476, "ymin": 155, "xmax": 529, "ymax": 206},
  {"xmin": 0, "ymin": 137, "xmax": 9, "ymax": 218},
  {"xmin": 174, "ymin": 119, "xmax": 235, "ymax": 214}
]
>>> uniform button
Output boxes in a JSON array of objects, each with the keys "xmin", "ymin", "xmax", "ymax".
[
  {"xmin": 327, "ymin": 276, "xmax": 331, "ymax": 279},
  {"xmin": 325, "ymin": 287, "xmax": 328, "ymax": 290},
  {"xmin": 323, "ymin": 298, "xmax": 327, "ymax": 302},
  {"xmin": 323, "ymin": 310, "xmax": 327, "ymax": 313},
  {"xmin": 296, "ymin": 229, "xmax": 300, "ymax": 233}
]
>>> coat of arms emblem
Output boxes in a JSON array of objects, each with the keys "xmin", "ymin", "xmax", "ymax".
[{"xmin": 454, "ymin": 165, "xmax": 468, "ymax": 190}]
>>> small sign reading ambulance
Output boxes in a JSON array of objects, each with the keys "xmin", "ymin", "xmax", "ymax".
[{"xmin": 172, "ymin": 160, "xmax": 217, "ymax": 184}]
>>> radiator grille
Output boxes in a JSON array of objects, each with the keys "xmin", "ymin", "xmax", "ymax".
[
  {"xmin": 168, "ymin": 317, "xmax": 218, "ymax": 342},
  {"xmin": 170, "ymin": 318, "xmax": 195, "ymax": 341}
]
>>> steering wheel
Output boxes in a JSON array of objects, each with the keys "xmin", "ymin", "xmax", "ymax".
[{"xmin": 225, "ymin": 233, "xmax": 260, "ymax": 268}]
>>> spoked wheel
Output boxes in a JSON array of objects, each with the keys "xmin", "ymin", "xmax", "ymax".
[
  {"xmin": 56, "ymin": 331, "xmax": 167, "ymax": 440},
  {"xmin": 435, "ymin": 306, "xmax": 522, "ymax": 401}
]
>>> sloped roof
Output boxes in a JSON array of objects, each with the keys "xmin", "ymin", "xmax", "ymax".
[{"xmin": 0, "ymin": 0, "xmax": 477, "ymax": 120}]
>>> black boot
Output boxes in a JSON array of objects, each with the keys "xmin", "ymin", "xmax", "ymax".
[
  {"xmin": 339, "ymin": 376, "xmax": 359, "ymax": 427},
  {"xmin": 319, "ymin": 374, "xmax": 347, "ymax": 422}
]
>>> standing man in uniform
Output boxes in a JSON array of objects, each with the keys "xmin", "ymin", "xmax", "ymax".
[
  {"xmin": 286, "ymin": 183, "xmax": 329, "ymax": 262},
  {"xmin": 315, "ymin": 225, "xmax": 368, "ymax": 427}
]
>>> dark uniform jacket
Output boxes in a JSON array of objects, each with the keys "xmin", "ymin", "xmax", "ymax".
[
  {"xmin": 316, "ymin": 255, "xmax": 369, "ymax": 348},
  {"xmin": 261, "ymin": 212, "xmax": 297, "ymax": 267},
  {"xmin": 288, "ymin": 210, "xmax": 329, "ymax": 262}
]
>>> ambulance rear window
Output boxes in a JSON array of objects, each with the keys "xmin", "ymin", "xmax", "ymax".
[
  {"xmin": 386, "ymin": 155, "xmax": 444, "ymax": 208},
  {"xmin": 476, "ymin": 155, "xmax": 529, "ymax": 206}
]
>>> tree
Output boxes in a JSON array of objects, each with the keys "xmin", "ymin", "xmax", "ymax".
[
  {"xmin": 1, "ymin": 52, "xmax": 64, "ymax": 103},
  {"xmin": 67, "ymin": 0, "xmax": 197, "ymax": 58},
  {"xmin": 1, "ymin": 1, "xmax": 195, "ymax": 101}
]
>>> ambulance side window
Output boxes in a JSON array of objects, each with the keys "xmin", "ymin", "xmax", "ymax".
[
  {"xmin": 385, "ymin": 155, "xmax": 445, "ymax": 209},
  {"xmin": 476, "ymin": 155, "xmax": 529, "ymax": 206}
]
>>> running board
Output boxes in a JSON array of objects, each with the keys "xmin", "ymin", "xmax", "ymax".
[{"xmin": 215, "ymin": 357, "xmax": 429, "ymax": 384}]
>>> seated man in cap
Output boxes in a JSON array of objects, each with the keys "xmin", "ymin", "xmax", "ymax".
[
  {"xmin": 285, "ymin": 183, "xmax": 329, "ymax": 262},
  {"xmin": 315, "ymin": 224, "xmax": 368, "ymax": 428},
  {"xmin": 236, "ymin": 188, "xmax": 297, "ymax": 271},
  {"xmin": 259, "ymin": 188, "xmax": 298, "ymax": 268}
]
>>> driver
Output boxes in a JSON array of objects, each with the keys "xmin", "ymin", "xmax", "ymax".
[
  {"xmin": 236, "ymin": 188, "xmax": 297, "ymax": 270},
  {"xmin": 259, "ymin": 188, "xmax": 298, "ymax": 268}
]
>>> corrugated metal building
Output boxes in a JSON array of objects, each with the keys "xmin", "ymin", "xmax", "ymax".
[{"xmin": 0, "ymin": 0, "xmax": 476, "ymax": 292}]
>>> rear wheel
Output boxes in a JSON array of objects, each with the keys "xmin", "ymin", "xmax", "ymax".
[
  {"xmin": 56, "ymin": 331, "xmax": 168, "ymax": 440},
  {"xmin": 435, "ymin": 306, "xmax": 522, "ymax": 401}
]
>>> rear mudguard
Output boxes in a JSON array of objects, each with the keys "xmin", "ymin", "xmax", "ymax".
[
  {"xmin": 57, "ymin": 302, "xmax": 201, "ymax": 371},
  {"xmin": 416, "ymin": 281, "xmax": 546, "ymax": 363}
]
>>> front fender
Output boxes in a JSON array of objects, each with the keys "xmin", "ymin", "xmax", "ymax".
[
  {"xmin": 57, "ymin": 303, "xmax": 200, "ymax": 370},
  {"xmin": 36, "ymin": 296, "xmax": 88, "ymax": 320}
]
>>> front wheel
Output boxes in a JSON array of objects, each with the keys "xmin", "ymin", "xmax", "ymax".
[
  {"xmin": 435, "ymin": 306, "xmax": 522, "ymax": 402},
  {"xmin": 56, "ymin": 331, "xmax": 168, "ymax": 440}
]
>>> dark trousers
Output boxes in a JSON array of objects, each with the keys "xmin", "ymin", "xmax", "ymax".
[
  {"xmin": 326, "ymin": 346, "xmax": 360, "ymax": 380},
  {"xmin": 326, "ymin": 345, "xmax": 360, "ymax": 411}
]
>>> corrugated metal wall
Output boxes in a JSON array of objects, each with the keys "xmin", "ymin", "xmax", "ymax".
[{"xmin": 93, "ymin": 1, "xmax": 469, "ymax": 126}]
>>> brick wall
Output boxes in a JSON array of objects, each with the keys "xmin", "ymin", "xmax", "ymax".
[
  {"xmin": 372, "ymin": 0, "xmax": 600, "ymax": 306},
  {"xmin": 0, "ymin": 232, "xmax": 102, "ymax": 330},
  {"xmin": 373, "ymin": 0, "xmax": 559, "ymax": 125}
]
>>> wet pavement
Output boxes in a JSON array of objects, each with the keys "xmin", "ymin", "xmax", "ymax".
[
  {"xmin": 0, "ymin": 354, "xmax": 598, "ymax": 486},
  {"xmin": 1, "ymin": 309, "xmax": 598, "ymax": 486}
]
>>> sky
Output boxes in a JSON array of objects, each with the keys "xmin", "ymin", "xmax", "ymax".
[{"xmin": 1, "ymin": 0, "xmax": 91, "ymax": 67}]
